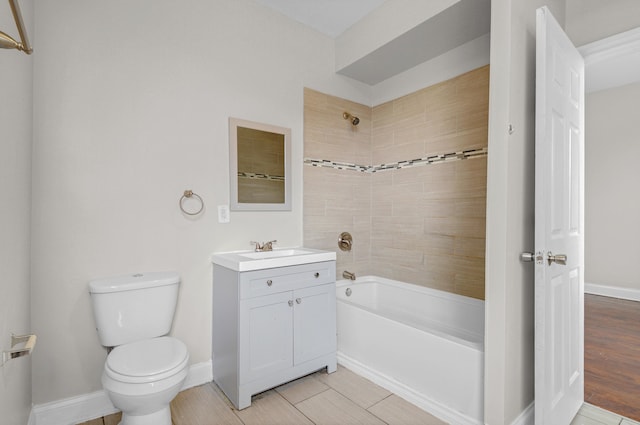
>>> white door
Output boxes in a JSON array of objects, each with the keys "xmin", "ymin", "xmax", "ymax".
[{"xmin": 535, "ymin": 6, "xmax": 585, "ymax": 425}]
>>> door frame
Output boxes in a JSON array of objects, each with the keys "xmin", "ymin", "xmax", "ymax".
[{"xmin": 484, "ymin": 7, "xmax": 640, "ymax": 425}]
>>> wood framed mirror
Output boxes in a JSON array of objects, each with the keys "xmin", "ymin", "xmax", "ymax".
[{"xmin": 229, "ymin": 117, "xmax": 291, "ymax": 211}]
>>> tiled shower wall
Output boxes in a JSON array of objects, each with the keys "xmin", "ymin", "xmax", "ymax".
[{"xmin": 303, "ymin": 65, "xmax": 488, "ymax": 300}]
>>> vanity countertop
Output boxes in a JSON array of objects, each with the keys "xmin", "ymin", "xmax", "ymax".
[{"xmin": 212, "ymin": 247, "xmax": 336, "ymax": 272}]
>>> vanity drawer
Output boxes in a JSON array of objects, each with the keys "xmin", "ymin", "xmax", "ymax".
[{"xmin": 240, "ymin": 261, "xmax": 335, "ymax": 299}]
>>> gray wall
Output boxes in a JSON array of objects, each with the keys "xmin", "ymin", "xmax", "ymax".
[
  {"xmin": 585, "ymin": 82, "xmax": 640, "ymax": 290},
  {"xmin": 566, "ymin": 0, "xmax": 640, "ymax": 46},
  {"xmin": 30, "ymin": 0, "xmax": 370, "ymax": 404},
  {"xmin": 485, "ymin": 0, "xmax": 566, "ymax": 423},
  {"xmin": 0, "ymin": 0, "xmax": 33, "ymax": 423}
]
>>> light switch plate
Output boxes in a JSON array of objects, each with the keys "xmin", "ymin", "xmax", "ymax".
[{"xmin": 218, "ymin": 205, "xmax": 230, "ymax": 223}]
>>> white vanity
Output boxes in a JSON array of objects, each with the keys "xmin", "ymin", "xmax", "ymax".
[{"xmin": 211, "ymin": 248, "xmax": 337, "ymax": 409}]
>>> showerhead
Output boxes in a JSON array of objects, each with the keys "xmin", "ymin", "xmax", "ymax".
[{"xmin": 343, "ymin": 112, "xmax": 360, "ymax": 126}]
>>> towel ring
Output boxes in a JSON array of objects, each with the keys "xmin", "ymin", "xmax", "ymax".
[{"xmin": 179, "ymin": 190, "xmax": 204, "ymax": 216}]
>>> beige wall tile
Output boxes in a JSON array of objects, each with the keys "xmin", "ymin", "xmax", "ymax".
[
  {"xmin": 427, "ymin": 127, "xmax": 487, "ymax": 154},
  {"xmin": 424, "ymin": 217, "xmax": 486, "ymax": 239},
  {"xmin": 304, "ymin": 66, "xmax": 488, "ymax": 300},
  {"xmin": 454, "ymin": 236, "xmax": 486, "ymax": 258},
  {"xmin": 455, "ymin": 197, "xmax": 487, "ymax": 218},
  {"xmin": 371, "ymin": 140, "xmax": 425, "ymax": 165}
]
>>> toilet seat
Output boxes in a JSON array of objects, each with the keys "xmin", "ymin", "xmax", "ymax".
[{"xmin": 105, "ymin": 336, "xmax": 188, "ymax": 384}]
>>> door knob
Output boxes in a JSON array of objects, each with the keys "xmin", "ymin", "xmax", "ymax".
[{"xmin": 547, "ymin": 252, "xmax": 567, "ymax": 266}]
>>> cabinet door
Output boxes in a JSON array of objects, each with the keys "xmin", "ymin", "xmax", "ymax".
[
  {"xmin": 239, "ymin": 291, "xmax": 293, "ymax": 383},
  {"xmin": 293, "ymin": 283, "xmax": 336, "ymax": 365}
]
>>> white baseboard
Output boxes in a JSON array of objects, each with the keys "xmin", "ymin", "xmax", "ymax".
[
  {"xmin": 585, "ymin": 282, "xmax": 640, "ymax": 302},
  {"xmin": 181, "ymin": 359, "xmax": 213, "ymax": 391},
  {"xmin": 31, "ymin": 359, "xmax": 212, "ymax": 425},
  {"xmin": 510, "ymin": 402, "xmax": 534, "ymax": 425},
  {"xmin": 337, "ymin": 352, "xmax": 481, "ymax": 425}
]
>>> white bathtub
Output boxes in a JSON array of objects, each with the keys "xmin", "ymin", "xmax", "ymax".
[{"xmin": 336, "ymin": 276, "xmax": 484, "ymax": 425}]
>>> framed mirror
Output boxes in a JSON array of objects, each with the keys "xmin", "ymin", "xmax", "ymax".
[{"xmin": 229, "ymin": 117, "xmax": 291, "ymax": 211}]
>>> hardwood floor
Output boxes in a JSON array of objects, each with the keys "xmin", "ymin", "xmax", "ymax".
[{"xmin": 585, "ymin": 294, "xmax": 640, "ymax": 422}]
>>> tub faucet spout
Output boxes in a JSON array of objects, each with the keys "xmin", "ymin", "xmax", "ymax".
[{"xmin": 342, "ymin": 271, "xmax": 356, "ymax": 281}]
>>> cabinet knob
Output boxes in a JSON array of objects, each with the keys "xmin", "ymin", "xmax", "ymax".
[
  {"xmin": 314, "ymin": 272, "xmax": 320, "ymax": 278},
  {"xmin": 296, "ymin": 298, "xmax": 302, "ymax": 304},
  {"xmin": 288, "ymin": 300, "xmax": 293, "ymax": 307},
  {"xmin": 267, "ymin": 279, "xmax": 273, "ymax": 286}
]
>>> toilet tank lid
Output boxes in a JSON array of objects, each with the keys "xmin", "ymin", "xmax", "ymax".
[{"xmin": 89, "ymin": 272, "xmax": 180, "ymax": 294}]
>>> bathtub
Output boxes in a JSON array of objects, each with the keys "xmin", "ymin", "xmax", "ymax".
[{"xmin": 336, "ymin": 276, "xmax": 484, "ymax": 425}]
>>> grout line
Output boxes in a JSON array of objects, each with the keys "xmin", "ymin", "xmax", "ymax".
[
  {"xmin": 291, "ymin": 397, "xmax": 318, "ymax": 425},
  {"xmin": 286, "ymin": 385, "xmax": 332, "ymax": 406},
  {"xmin": 365, "ymin": 394, "xmax": 394, "ymax": 425}
]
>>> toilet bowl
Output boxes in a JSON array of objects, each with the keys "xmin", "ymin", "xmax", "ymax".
[
  {"xmin": 102, "ymin": 337, "xmax": 189, "ymax": 425},
  {"xmin": 88, "ymin": 272, "xmax": 189, "ymax": 425}
]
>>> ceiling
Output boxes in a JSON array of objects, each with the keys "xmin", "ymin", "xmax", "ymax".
[
  {"xmin": 251, "ymin": 0, "xmax": 387, "ymax": 38},
  {"xmin": 251, "ymin": 0, "xmax": 491, "ymax": 85}
]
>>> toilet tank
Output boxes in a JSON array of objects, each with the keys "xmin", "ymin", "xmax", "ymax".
[{"xmin": 89, "ymin": 272, "xmax": 180, "ymax": 347}]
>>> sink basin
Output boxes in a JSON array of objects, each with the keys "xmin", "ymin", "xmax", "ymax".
[
  {"xmin": 212, "ymin": 247, "xmax": 336, "ymax": 272},
  {"xmin": 239, "ymin": 249, "xmax": 313, "ymax": 260}
]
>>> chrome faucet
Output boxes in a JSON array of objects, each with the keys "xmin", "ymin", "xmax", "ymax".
[
  {"xmin": 342, "ymin": 270, "xmax": 356, "ymax": 281},
  {"xmin": 250, "ymin": 240, "xmax": 277, "ymax": 252}
]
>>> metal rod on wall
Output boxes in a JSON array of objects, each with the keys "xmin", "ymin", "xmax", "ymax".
[{"xmin": 0, "ymin": 0, "xmax": 32, "ymax": 54}]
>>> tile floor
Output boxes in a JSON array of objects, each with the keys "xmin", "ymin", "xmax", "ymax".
[
  {"xmin": 79, "ymin": 365, "xmax": 447, "ymax": 425},
  {"xmin": 80, "ymin": 365, "xmax": 640, "ymax": 425},
  {"xmin": 572, "ymin": 403, "xmax": 640, "ymax": 425}
]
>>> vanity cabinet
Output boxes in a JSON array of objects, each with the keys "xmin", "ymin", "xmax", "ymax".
[{"xmin": 213, "ymin": 260, "xmax": 337, "ymax": 409}]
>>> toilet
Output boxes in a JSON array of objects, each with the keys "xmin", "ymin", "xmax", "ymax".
[{"xmin": 89, "ymin": 272, "xmax": 189, "ymax": 425}]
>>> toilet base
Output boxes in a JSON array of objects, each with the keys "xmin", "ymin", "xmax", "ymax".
[{"xmin": 119, "ymin": 406, "xmax": 171, "ymax": 425}]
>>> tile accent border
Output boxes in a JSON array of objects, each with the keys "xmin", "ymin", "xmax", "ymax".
[
  {"xmin": 304, "ymin": 147, "xmax": 488, "ymax": 173},
  {"xmin": 238, "ymin": 172, "xmax": 285, "ymax": 181}
]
